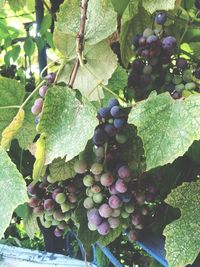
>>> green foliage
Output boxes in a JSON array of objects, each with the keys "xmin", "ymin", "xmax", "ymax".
[
  {"xmin": 128, "ymin": 92, "xmax": 200, "ymax": 170},
  {"xmin": 24, "ymin": 37, "xmax": 35, "ymax": 57},
  {"xmin": 49, "ymin": 158, "xmax": 76, "ymax": 182},
  {"xmin": 98, "ymin": 225, "xmax": 123, "ymax": 247},
  {"xmin": 0, "ymin": 147, "xmax": 28, "ymax": 238},
  {"xmin": 142, "ymin": 0, "xmax": 177, "ymax": 14},
  {"xmin": 164, "ymin": 180, "xmax": 200, "ymax": 267},
  {"xmin": 38, "ymin": 86, "xmax": 98, "ymax": 164}
]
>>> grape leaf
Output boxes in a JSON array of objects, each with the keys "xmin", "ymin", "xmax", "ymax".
[
  {"xmin": 56, "ymin": 0, "xmax": 117, "ymax": 46},
  {"xmin": 58, "ymin": 40, "xmax": 118, "ymax": 101},
  {"xmin": 1, "ymin": 108, "xmax": 25, "ymax": 149},
  {"xmin": 98, "ymin": 225, "xmax": 123, "ymax": 247},
  {"xmin": 0, "ymin": 77, "xmax": 25, "ymax": 138},
  {"xmin": 15, "ymin": 204, "xmax": 39, "ymax": 239},
  {"xmin": 8, "ymin": 0, "xmax": 27, "ymax": 11},
  {"xmin": 0, "ymin": 147, "xmax": 28, "ymax": 238},
  {"xmin": 142, "ymin": 0, "xmax": 176, "ymax": 14},
  {"xmin": 164, "ymin": 180, "xmax": 200, "ymax": 267},
  {"xmin": 121, "ymin": 0, "xmax": 139, "ymax": 24},
  {"xmin": 120, "ymin": 8, "xmax": 151, "ymax": 67},
  {"xmin": 49, "ymin": 158, "xmax": 76, "ymax": 182},
  {"xmin": 187, "ymin": 42, "xmax": 200, "ymax": 60},
  {"xmin": 16, "ymin": 96, "xmax": 37, "ymax": 149},
  {"xmin": 108, "ymin": 66, "xmax": 128, "ymax": 93},
  {"xmin": 38, "ymin": 86, "xmax": 97, "ymax": 164},
  {"xmin": 111, "ymin": 0, "xmax": 129, "ymax": 15},
  {"xmin": 128, "ymin": 92, "xmax": 200, "ymax": 170}
]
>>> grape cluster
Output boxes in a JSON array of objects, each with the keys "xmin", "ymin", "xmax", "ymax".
[
  {"xmin": 79, "ymin": 99, "xmax": 159, "ymax": 239},
  {"xmin": 28, "ymin": 176, "xmax": 80, "ymax": 237},
  {"xmin": 128, "ymin": 12, "xmax": 200, "ymax": 100},
  {"xmin": 31, "ymin": 73, "xmax": 56, "ymax": 123}
]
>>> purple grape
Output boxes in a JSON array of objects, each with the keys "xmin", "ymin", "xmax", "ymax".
[
  {"xmin": 98, "ymin": 107, "xmax": 111, "ymax": 119},
  {"xmin": 146, "ymin": 35, "xmax": 158, "ymax": 45},
  {"xmin": 108, "ymin": 195, "xmax": 122, "ymax": 209},
  {"xmin": 108, "ymin": 98, "xmax": 119, "ymax": 108},
  {"xmin": 33, "ymin": 206, "xmax": 44, "ymax": 216},
  {"xmin": 115, "ymin": 179, "xmax": 128, "ymax": 193},
  {"xmin": 67, "ymin": 183, "xmax": 77, "ymax": 193},
  {"xmin": 139, "ymin": 36, "xmax": 146, "ymax": 46},
  {"xmin": 109, "ymin": 184, "xmax": 118, "ymax": 195},
  {"xmin": 100, "ymin": 173, "xmax": 114, "ymax": 187},
  {"xmin": 118, "ymin": 166, "xmax": 131, "ymax": 180},
  {"xmin": 27, "ymin": 184, "xmax": 39, "ymax": 195},
  {"xmin": 176, "ymin": 58, "xmax": 188, "ymax": 70},
  {"xmin": 132, "ymin": 34, "xmax": 142, "ymax": 48},
  {"xmin": 39, "ymin": 85, "xmax": 48, "ymax": 97},
  {"xmin": 113, "ymin": 118, "xmax": 126, "ymax": 129},
  {"xmin": 45, "ymin": 72, "xmax": 56, "ymax": 84},
  {"xmin": 54, "ymin": 227, "xmax": 63, "ymax": 237},
  {"xmin": 108, "ymin": 217, "xmax": 120, "ymax": 229},
  {"xmin": 93, "ymin": 128, "xmax": 107, "ymax": 146},
  {"xmin": 104, "ymin": 124, "xmax": 117, "ymax": 137},
  {"xmin": 165, "ymin": 83, "xmax": 175, "ymax": 94},
  {"xmin": 141, "ymin": 49, "xmax": 150, "ymax": 59},
  {"xmin": 110, "ymin": 106, "xmax": 122, "ymax": 118},
  {"xmin": 44, "ymin": 199, "xmax": 55, "ymax": 211},
  {"xmin": 97, "ymin": 221, "xmax": 110, "ymax": 235},
  {"xmin": 87, "ymin": 208, "xmax": 102, "ymax": 226},
  {"xmin": 162, "ymin": 36, "xmax": 177, "ymax": 50},
  {"xmin": 132, "ymin": 59, "xmax": 145, "ymax": 73},
  {"xmin": 135, "ymin": 191, "xmax": 145, "ymax": 205},
  {"xmin": 29, "ymin": 197, "xmax": 41, "ymax": 208},
  {"xmin": 194, "ymin": 68, "xmax": 200, "ymax": 79},
  {"xmin": 128, "ymin": 230, "xmax": 138, "ymax": 241},
  {"xmin": 68, "ymin": 193, "xmax": 77, "ymax": 203},
  {"xmin": 99, "ymin": 204, "xmax": 113, "ymax": 218},
  {"xmin": 119, "ymin": 192, "xmax": 132, "ymax": 203},
  {"xmin": 31, "ymin": 98, "xmax": 43, "ymax": 115},
  {"xmin": 155, "ymin": 12, "xmax": 167, "ymax": 25},
  {"xmin": 131, "ymin": 211, "xmax": 143, "ymax": 226}
]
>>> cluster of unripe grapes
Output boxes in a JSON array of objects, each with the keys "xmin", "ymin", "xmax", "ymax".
[
  {"xmin": 128, "ymin": 11, "xmax": 200, "ymax": 100},
  {"xmin": 28, "ymin": 176, "xmax": 79, "ymax": 237},
  {"xmin": 31, "ymin": 73, "xmax": 56, "ymax": 123}
]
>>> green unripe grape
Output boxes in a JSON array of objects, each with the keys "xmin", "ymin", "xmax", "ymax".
[
  {"xmin": 143, "ymin": 65, "xmax": 152, "ymax": 75},
  {"xmin": 182, "ymin": 90, "xmax": 193, "ymax": 97},
  {"xmin": 112, "ymin": 208, "xmax": 121, "ymax": 217},
  {"xmin": 116, "ymin": 133, "xmax": 127, "ymax": 144},
  {"xmin": 88, "ymin": 222, "xmax": 97, "ymax": 231},
  {"xmin": 53, "ymin": 211, "xmax": 65, "ymax": 221},
  {"xmin": 47, "ymin": 175, "xmax": 56, "ymax": 184},
  {"xmin": 55, "ymin": 193, "xmax": 66, "ymax": 204},
  {"xmin": 93, "ymin": 193, "xmax": 104, "ymax": 204},
  {"xmin": 86, "ymin": 187, "xmax": 94, "ymax": 197},
  {"xmin": 165, "ymin": 73, "xmax": 173, "ymax": 82},
  {"xmin": 121, "ymin": 210, "xmax": 130, "ymax": 219},
  {"xmin": 172, "ymin": 75, "xmax": 182, "ymax": 85},
  {"xmin": 74, "ymin": 160, "xmax": 87, "ymax": 174},
  {"xmin": 91, "ymin": 163, "xmax": 103, "ymax": 175},
  {"xmin": 183, "ymin": 69, "xmax": 193, "ymax": 82},
  {"xmin": 175, "ymin": 83, "xmax": 185, "ymax": 92},
  {"xmin": 185, "ymin": 82, "xmax": 196, "ymax": 91},
  {"xmin": 43, "ymin": 221, "xmax": 52, "ymax": 228},
  {"xmin": 108, "ymin": 118, "xmax": 114, "ymax": 124},
  {"xmin": 61, "ymin": 202, "xmax": 71, "ymax": 212},
  {"xmin": 125, "ymin": 203, "xmax": 135, "ymax": 214},
  {"xmin": 143, "ymin": 28, "xmax": 154, "ymax": 37},
  {"xmin": 83, "ymin": 197, "xmax": 94, "ymax": 209},
  {"xmin": 93, "ymin": 146, "xmax": 105, "ymax": 158},
  {"xmin": 83, "ymin": 175, "xmax": 94, "ymax": 187}
]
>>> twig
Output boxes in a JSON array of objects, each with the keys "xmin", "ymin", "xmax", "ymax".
[{"xmin": 68, "ymin": 0, "xmax": 88, "ymax": 88}]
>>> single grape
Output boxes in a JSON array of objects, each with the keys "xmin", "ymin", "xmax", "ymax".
[
  {"xmin": 39, "ymin": 85, "xmax": 48, "ymax": 97},
  {"xmin": 61, "ymin": 202, "xmax": 71, "ymax": 212},
  {"xmin": 146, "ymin": 35, "xmax": 158, "ymax": 45},
  {"xmin": 55, "ymin": 193, "xmax": 66, "ymax": 204},
  {"xmin": 108, "ymin": 217, "xmax": 120, "ymax": 229},
  {"xmin": 44, "ymin": 199, "xmax": 55, "ymax": 211},
  {"xmin": 109, "ymin": 184, "xmax": 118, "ymax": 195},
  {"xmin": 172, "ymin": 75, "xmax": 182, "ymax": 85},
  {"xmin": 141, "ymin": 49, "xmax": 150, "ymax": 59},
  {"xmin": 131, "ymin": 211, "xmax": 143, "ymax": 226},
  {"xmin": 29, "ymin": 197, "xmax": 41, "ymax": 208},
  {"xmin": 132, "ymin": 59, "xmax": 145, "ymax": 73},
  {"xmin": 115, "ymin": 133, "xmax": 127, "ymax": 144},
  {"xmin": 93, "ymin": 193, "xmax": 104, "ymax": 204},
  {"xmin": 57, "ymin": 221, "xmax": 67, "ymax": 230},
  {"xmin": 97, "ymin": 221, "xmax": 110, "ymax": 235},
  {"xmin": 175, "ymin": 84, "xmax": 185, "ymax": 92},
  {"xmin": 47, "ymin": 175, "xmax": 56, "ymax": 184},
  {"xmin": 74, "ymin": 160, "xmax": 87, "ymax": 174},
  {"xmin": 143, "ymin": 28, "xmax": 154, "ymax": 37},
  {"xmin": 155, "ymin": 12, "xmax": 167, "ymax": 25},
  {"xmin": 31, "ymin": 98, "xmax": 43, "ymax": 115},
  {"xmin": 53, "ymin": 210, "xmax": 65, "ymax": 221},
  {"xmin": 93, "ymin": 146, "xmax": 105, "ymax": 158},
  {"xmin": 113, "ymin": 118, "xmax": 126, "ymax": 129},
  {"xmin": 139, "ymin": 36, "xmax": 146, "ymax": 46},
  {"xmin": 98, "ymin": 107, "xmax": 111, "ymax": 119},
  {"xmin": 83, "ymin": 197, "xmax": 94, "ymax": 209},
  {"xmin": 121, "ymin": 210, "xmax": 129, "ymax": 219},
  {"xmin": 176, "ymin": 58, "xmax": 188, "ymax": 70},
  {"xmin": 185, "ymin": 82, "xmax": 196, "ymax": 91},
  {"xmin": 119, "ymin": 192, "xmax": 132, "ymax": 203},
  {"xmin": 108, "ymin": 98, "xmax": 119, "ymax": 109},
  {"xmin": 100, "ymin": 173, "xmax": 114, "ymax": 187},
  {"xmin": 128, "ymin": 230, "xmax": 138, "ymax": 241},
  {"xmin": 33, "ymin": 206, "xmax": 44, "ymax": 216},
  {"xmin": 108, "ymin": 195, "xmax": 122, "ymax": 209},
  {"xmin": 91, "ymin": 163, "xmax": 103, "ymax": 175},
  {"xmin": 162, "ymin": 36, "xmax": 177, "ymax": 50},
  {"xmin": 183, "ymin": 69, "xmax": 193, "ymax": 82},
  {"xmin": 118, "ymin": 165, "xmax": 131, "ymax": 180},
  {"xmin": 93, "ymin": 128, "xmax": 107, "ymax": 146},
  {"xmin": 132, "ymin": 34, "xmax": 142, "ymax": 48},
  {"xmin": 104, "ymin": 124, "xmax": 117, "ymax": 137},
  {"xmin": 86, "ymin": 187, "xmax": 94, "ymax": 197},
  {"xmin": 99, "ymin": 203, "xmax": 113, "ymax": 218},
  {"xmin": 67, "ymin": 183, "xmax": 77, "ymax": 193},
  {"xmin": 88, "ymin": 222, "xmax": 97, "ymax": 231},
  {"xmin": 112, "ymin": 208, "xmax": 121, "ymax": 218},
  {"xmin": 125, "ymin": 203, "xmax": 135, "ymax": 214},
  {"xmin": 83, "ymin": 174, "xmax": 94, "ymax": 187},
  {"xmin": 87, "ymin": 208, "xmax": 102, "ymax": 226},
  {"xmin": 54, "ymin": 227, "xmax": 63, "ymax": 237},
  {"xmin": 68, "ymin": 193, "xmax": 77, "ymax": 203},
  {"xmin": 90, "ymin": 185, "xmax": 101, "ymax": 194},
  {"xmin": 135, "ymin": 191, "xmax": 145, "ymax": 205},
  {"xmin": 165, "ymin": 83, "xmax": 175, "ymax": 94},
  {"xmin": 115, "ymin": 179, "xmax": 128, "ymax": 193},
  {"xmin": 46, "ymin": 72, "xmax": 56, "ymax": 84},
  {"xmin": 172, "ymin": 91, "xmax": 181, "ymax": 100},
  {"xmin": 110, "ymin": 106, "xmax": 123, "ymax": 118}
]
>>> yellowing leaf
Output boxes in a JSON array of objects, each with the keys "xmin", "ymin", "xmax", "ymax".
[
  {"xmin": 32, "ymin": 133, "xmax": 47, "ymax": 182},
  {"xmin": 1, "ymin": 108, "xmax": 25, "ymax": 149}
]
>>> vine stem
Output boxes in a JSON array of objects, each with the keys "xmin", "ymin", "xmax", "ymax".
[
  {"xmin": 68, "ymin": 0, "xmax": 88, "ymax": 88},
  {"xmin": 0, "ymin": 106, "xmax": 20, "ymax": 110},
  {"xmin": 21, "ymin": 80, "xmax": 46, "ymax": 109}
]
